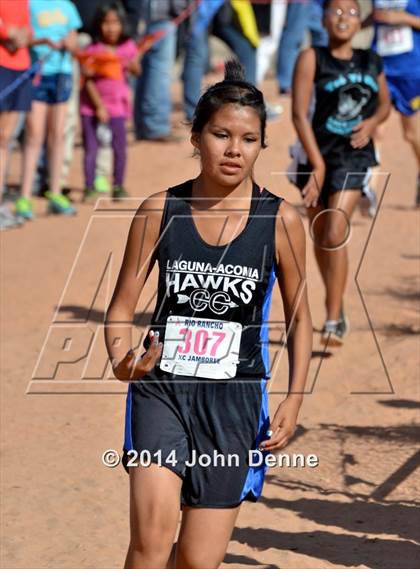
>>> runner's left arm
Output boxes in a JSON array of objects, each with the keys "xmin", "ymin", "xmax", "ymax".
[
  {"xmin": 261, "ymin": 201, "xmax": 312, "ymax": 452},
  {"xmin": 351, "ymin": 71, "xmax": 391, "ymax": 149}
]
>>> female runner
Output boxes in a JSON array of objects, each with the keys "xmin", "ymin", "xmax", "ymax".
[
  {"xmin": 292, "ymin": 0, "xmax": 391, "ymax": 346},
  {"xmin": 105, "ymin": 60, "xmax": 312, "ymax": 569}
]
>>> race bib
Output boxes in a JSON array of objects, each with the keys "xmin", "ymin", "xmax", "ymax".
[
  {"xmin": 160, "ymin": 316, "xmax": 242, "ymax": 379},
  {"xmin": 377, "ymin": 25, "xmax": 413, "ymax": 56}
]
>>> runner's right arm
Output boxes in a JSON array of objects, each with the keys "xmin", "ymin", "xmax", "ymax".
[
  {"xmin": 104, "ymin": 192, "xmax": 166, "ymax": 381},
  {"xmin": 292, "ymin": 48, "xmax": 325, "ymax": 208},
  {"xmin": 373, "ymin": 9, "xmax": 420, "ymax": 30}
]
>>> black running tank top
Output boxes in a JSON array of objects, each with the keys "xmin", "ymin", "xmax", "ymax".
[
  {"xmin": 312, "ymin": 47, "xmax": 383, "ymax": 161},
  {"xmin": 145, "ymin": 179, "xmax": 283, "ymax": 381}
]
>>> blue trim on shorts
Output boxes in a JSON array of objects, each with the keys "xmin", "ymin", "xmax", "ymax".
[
  {"xmin": 124, "ymin": 384, "xmax": 133, "ymax": 451},
  {"xmin": 387, "ymin": 75, "xmax": 420, "ymax": 117},
  {"xmin": 239, "ymin": 266, "xmax": 276, "ymax": 501},
  {"xmin": 260, "ymin": 265, "xmax": 276, "ymax": 377}
]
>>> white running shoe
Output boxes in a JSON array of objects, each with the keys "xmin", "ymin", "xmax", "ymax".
[{"xmin": 359, "ymin": 187, "xmax": 377, "ymax": 218}]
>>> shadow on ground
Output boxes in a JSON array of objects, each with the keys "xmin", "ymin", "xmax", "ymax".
[{"xmin": 231, "ymin": 527, "xmax": 419, "ymax": 569}]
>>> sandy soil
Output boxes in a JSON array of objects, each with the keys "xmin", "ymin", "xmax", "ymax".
[{"xmin": 1, "ymin": 77, "xmax": 419, "ymax": 569}]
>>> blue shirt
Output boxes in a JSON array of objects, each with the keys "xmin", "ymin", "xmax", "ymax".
[
  {"xmin": 30, "ymin": 0, "xmax": 81, "ymax": 76},
  {"xmin": 373, "ymin": 0, "xmax": 420, "ymax": 78}
]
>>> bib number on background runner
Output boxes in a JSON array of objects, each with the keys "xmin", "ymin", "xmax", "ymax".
[
  {"xmin": 377, "ymin": 25, "xmax": 413, "ymax": 56},
  {"xmin": 160, "ymin": 316, "xmax": 242, "ymax": 379}
]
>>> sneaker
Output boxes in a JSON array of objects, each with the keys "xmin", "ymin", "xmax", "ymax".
[
  {"xmin": 0, "ymin": 204, "xmax": 24, "ymax": 230},
  {"xmin": 359, "ymin": 187, "xmax": 377, "ymax": 218},
  {"xmin": 46, "ymin": 192, "xmax": 77, "ymax": 215},
  {"xmin": 83, "ymin": 187, "xmax": 100, "ymax": 203},
  {"xmin": 61, "ymin": 187, "xmax": 75, "ymax": 203},
  {"xmin": 94, "ymin": 175, "xmax": 110, "ymax": 194},
  {"xmin": 321, "ymin": 309, "xmax": 349, "ymax": 347},
  {"xmin": 112, "ymin": 186, "xmax": 128, "ymax": 201},
  {"xmin": 15, "ymin": 196, "xmax": 34, "ymax": 220}
]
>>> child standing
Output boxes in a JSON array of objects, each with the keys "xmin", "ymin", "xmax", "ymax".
[
  {"xmin": 292, "ymin": 0, "xmax": 391, "ymax": 345},
  {"xmin": 0, "ymin": 0, "xmax": 32, "ymax": 229},
  {"xmin": 18, "ymin": 0, "xmax": 81, "ymax": 220},
  {"xmin": 79, "ymin": 1, "xmax": 140, "ymax": 202}
]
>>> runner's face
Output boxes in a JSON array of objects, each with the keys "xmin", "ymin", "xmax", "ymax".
[
  {"xmin": 101, "ymin": 10, "xmax": 123, "ymax": 45},
  {"xmin": 192, "ymin": 104, "xmax": 262, "ymax": 187},
  {"xmin": 324, "ymin": 0, "xmax": 361, "ymax": 42}
]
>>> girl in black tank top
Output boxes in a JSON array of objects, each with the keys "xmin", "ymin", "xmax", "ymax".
[
  {"xmin": 105, "ymin": 61, "xmax": 312, "ymax": 568},
  {"xmin": 292, "ymin": 0, "xmax": 391, "ymax": 346}
]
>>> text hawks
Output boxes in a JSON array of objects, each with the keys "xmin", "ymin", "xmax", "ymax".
[{"xmin": 165, "ymin": 260, "xmax": 260, "ymax": 305}]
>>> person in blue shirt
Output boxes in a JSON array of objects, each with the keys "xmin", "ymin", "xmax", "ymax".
[
  {"xmin": 276, "ymin": 0, "xmax": 328, "ymax": 95},
  {"xmin": 17, "ymin": 0, "xmax": 81, "ymax": 220},
  {"xmin": 371, "ymin": 0, "xmax": 420, "ymax": 206}
]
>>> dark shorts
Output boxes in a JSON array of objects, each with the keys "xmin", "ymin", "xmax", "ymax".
[
  {"xmin": 0, "ymin": 66, "xmax": 32, "ymax": 112},
  {"xmin": 32, "ymin": 73, "xmax": 72, "ymax": 104},
  {"xmin": 386, "ymin": 76, "xmax": 420, "ymax": 117},
  {"xmin": 122, "ymin": 377, "xmax": 270, "ymax": 508},
  {"xmin": 295, "ymin": 162, "xmax": 371, "ymax": 206}
]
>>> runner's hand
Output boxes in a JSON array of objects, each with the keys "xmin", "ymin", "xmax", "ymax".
[
  {"xmin": 113, "ymin": 330, "xmax": 163, "ymax": 382},
  {"xmin": 302, "ymin": 166, "xmax": 324, "ymax": 208},
  {"xmin": 259, "ymin": 397, "xmax": 302, "ymax": 452},
  {"xmin": 351, "ymin": 117, "xmax": 377, "ymax": 149}
]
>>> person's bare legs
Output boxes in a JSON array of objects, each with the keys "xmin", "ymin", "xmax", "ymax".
[
  {"xmin": 400, "ymin": 112, "xmax": 420, "ymax": 169},
  {"xmin": 124, "ymin": 464, "xmax": 182, "ymax": 569},
  {"xmin": 46, "ymin": 102, "xmax": 68, "ymax": 195},
  {"xmin": 175, "ymin": 506, "xmax": 240, "ymax": 569},
  {"xmin": 306, "ymin": 203, "xmax": 327, "ymax": 287},
  {"xmin": 321, "ymin": 190, "xmax": 361, "ymax": 321},
  {"xmin": 306, "ymin": 191, "xmax": 361, "ymax": 322},
  {"xmin": 21, "ymin": 101, "xmax": 48, "ymax": 199},
  {"xmin": 400, "ymin": 112, "xmax": 420, "ymax": 205},
  {"xmin": 0, "ymin": 111, "xmax": 20, "ymax": 200}
]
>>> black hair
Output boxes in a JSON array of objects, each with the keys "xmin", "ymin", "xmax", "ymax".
[
  {"xmin": 323, "ymin": 0, "xmax": 360, "ymax": 13},
  {"xmin": 191, "ymin": 59, "xmax": 267, "ymax": 148},
  {"xmin": 91, "ymin": 1, "xmax": 131, "ymax": 44}
]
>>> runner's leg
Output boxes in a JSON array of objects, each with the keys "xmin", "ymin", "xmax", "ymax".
[
  {"xmin": 175, "ymin": 506, "xmax": 241, "ymax": 569},
  {"xmin": 124, "ymin": 464, "xmax": 182, "ymax": 569},
  {"xmin": 306, "ymin": 203, "xmax": 328, "ymax": 288},
  {"xmin": 321, "ymin": 190, "xmax": 361, "ymax": 321},
  {"xmin": 400, "ymin": 113, "xmax": 420, "ymax": 169}
]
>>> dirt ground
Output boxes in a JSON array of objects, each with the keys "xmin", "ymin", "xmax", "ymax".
[{"xmin": 1, "ymin": 77, "xmax": 419, "ymax": 569}]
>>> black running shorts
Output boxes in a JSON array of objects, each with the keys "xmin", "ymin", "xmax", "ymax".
[
  {"xmin": 122, "ymin": 378, "xmax": 270, "ymax": 508},
  {"xmin": 295, "ymin": 162, "xmax": 371, "ymax": 206}
]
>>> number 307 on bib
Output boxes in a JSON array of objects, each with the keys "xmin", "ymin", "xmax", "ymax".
[{"xmin": 160, "ymin": 316, "xmax": 243, "ymax": 379}]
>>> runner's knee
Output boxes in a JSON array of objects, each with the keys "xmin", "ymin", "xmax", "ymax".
[
  {"xmin": 175, "ymin": 548, "xmax": 224, "ymax": 569},
  {"xmin": 129, "ymin": 523, "xmax": 174, "ymax": 560},
  {"xmin": 322, "ymin": 225, "xmax": 346, "ymax": 249},
  {"xmin": 403, "ymin": 125, "xmax": 417, "ymax": 145}
]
